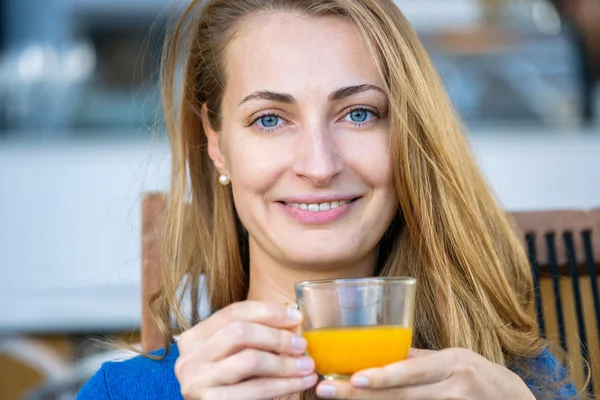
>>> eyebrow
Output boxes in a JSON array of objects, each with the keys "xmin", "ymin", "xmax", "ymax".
[{"xmin": 238, "ymin": 84, "xmax": 385, "ymax": 106}]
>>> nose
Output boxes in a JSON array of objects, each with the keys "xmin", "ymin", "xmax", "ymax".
[{"xmin": 292, "ymin": 125, "xmax": 344, "ymax": 186}]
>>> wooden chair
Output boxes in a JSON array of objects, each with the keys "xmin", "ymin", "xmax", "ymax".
[
  {"xmin": 140, "ymin": 193, "xmax": 600, "ymax": 395},
  {"xmin": 141, "ymin": 192, "xmax": 168, "ymax": 353},
  {"xmin": 511, "ymin": 209, "xmax": 600, "ymax": 396}
]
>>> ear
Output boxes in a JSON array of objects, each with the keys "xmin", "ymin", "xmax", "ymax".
[{"xmin": 202, "ymin": 104, "xmax": 228, "ymax": 175}]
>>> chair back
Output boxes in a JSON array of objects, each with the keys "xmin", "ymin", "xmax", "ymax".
[{"xmin": 511, "ymin": 209, "xmax": 600, "ymax": 396}]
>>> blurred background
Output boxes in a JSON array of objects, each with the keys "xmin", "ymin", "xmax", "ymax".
[{"xmin": 0, "ymin": 0, "xmax": 599, "ymax": 398}]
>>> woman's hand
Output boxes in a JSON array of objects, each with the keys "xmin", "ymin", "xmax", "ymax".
[
  {"xmin": 315, "ymin": 348, "xmax": 535, "ymax": 400},
  {"xmin": 174, "ymin": 301, "xmax": 318, "ymax": 400}
]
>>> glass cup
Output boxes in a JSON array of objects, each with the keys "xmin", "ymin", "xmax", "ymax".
[{"xmin": 294, "ymin": 277, "xmax": 416, "ymax": 380}]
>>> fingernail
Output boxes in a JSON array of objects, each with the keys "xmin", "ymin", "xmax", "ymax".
[
  {"xmin": 296, "ymin": 357, "xmax": 314, "ymax": 371},
  {"xmin": 292, "ymin": 335, "xmax": 307, "ymax": 351},
  {"xmin": 303, "ymin": 374, "xmax": 317, "ymax": 384},
  {"xmin": 287, "ymin": 307, "xmax": 303, "ymax": 322},
  {"xmin": 352, "ymin": 375, "xmax": 370, "ymax": 388},
  {"xmin": 317, "ymin": 384, "xmax": 336, "ymax": 398}
]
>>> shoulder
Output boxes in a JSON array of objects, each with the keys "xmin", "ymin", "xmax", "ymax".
[
  {"xmin": 529, "ymin": 348, "xmax": 571, "ymax": 379},
  {"xmin": 77, "ymin": 343, "xmax": 182, "ymax": 400},
  {"xmin": 518, "ymin": 348, "xmax": 578, "ymax": 399}
]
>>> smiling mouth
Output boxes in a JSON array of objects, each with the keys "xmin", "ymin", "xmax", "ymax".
[{"xmin": 280, "ymin": 197, "xmax": 360, "ymax": 212}]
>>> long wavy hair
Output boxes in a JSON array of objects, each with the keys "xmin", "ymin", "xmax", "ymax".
[{"xmin": 152, "ymin": 0, "xmax": 562, "ymax": 398}]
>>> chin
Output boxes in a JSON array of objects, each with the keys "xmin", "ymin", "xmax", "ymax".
[{"xmin": 277, "ymin": 243, "xmax": 367, "ymax": 271}]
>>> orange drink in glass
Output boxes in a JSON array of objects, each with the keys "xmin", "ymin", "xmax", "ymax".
[{"xmin": 295, "ymin": 277, "xmax": 416, "ymax": 380}]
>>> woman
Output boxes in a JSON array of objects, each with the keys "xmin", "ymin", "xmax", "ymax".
[{"xmin": 78, "ymin": 0, "xmax": 578, "ymax": 399}]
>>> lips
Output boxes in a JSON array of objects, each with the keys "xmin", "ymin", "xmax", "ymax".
[{"xmin": 277, "ymin": 197, "xmax": 361, "ymax": 224}]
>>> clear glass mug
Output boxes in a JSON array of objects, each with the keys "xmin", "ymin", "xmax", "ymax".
[{"xmin": 294, "ymin": 277, "xmax": 417, "ymax": 380}]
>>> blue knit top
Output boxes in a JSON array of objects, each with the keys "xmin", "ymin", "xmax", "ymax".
[{"xmin": 77, "ymin": 343, "xmax": 577, "ymax": 399}]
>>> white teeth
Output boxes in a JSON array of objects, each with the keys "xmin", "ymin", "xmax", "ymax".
[
  {"xmin": 307, "ymin": 204, "xmax": 320, "ymax": 212},
  {"xmin": 286, "ymin": 200, "xmax": 351, "ymax": 212}
]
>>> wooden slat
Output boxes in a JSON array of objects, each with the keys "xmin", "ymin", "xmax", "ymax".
[{"xmin": 141, "ymin": 192, "xmax": 168, "ymax": 353}]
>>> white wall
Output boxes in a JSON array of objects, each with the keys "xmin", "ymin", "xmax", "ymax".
[
  {"xmin": 470, "ymin": 127, "xmax": 600, "ymax": 211},
  {"xmin": 1, "ymin": 126, "xmax": 599, "ymax": 333},
  {"xmin": 0, "ymin": 136, "xmax": 170, "ymax": 332}
]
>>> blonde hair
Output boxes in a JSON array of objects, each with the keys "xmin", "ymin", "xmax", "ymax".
[{"xmin": 154, "ymin": 0, "xmax": 559, "ymax": 398}]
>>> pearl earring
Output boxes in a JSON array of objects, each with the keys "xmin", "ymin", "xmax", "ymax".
[{"xmin": 218, "ymin": 174, "xmax": 230, "ymax": 185}]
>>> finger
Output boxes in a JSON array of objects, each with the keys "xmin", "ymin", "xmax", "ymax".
[
  {"xmin": 186, "ymin": 374, "xmax": 318, "ymax": 400},
  {"xmin": 315, "ymin": 380, "xmax": 448, "ymax": 400},
  {"xmin": 198, "ymin": 321, "xmax": 308, "ymax": 362},
  {"xmin": 349, "ymin": 348, "xmax": 456, "ymax": 389},
  {"xmin": 178, "ymin": 301, "xmax": 302, "ymax": 353},
  {"xmin": 184, "ymin": 349, "xmax": 315, "ymax": 388},
  {"xmin": 408, "ymin": 348, "xmax": 436, "ymax": 358}
]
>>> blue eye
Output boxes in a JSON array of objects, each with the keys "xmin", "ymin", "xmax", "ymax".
[
  {"xmin": 343, "ymin": 108, "xmax": 378, "ymax": 125},
  {"xmin": 251, "ymin": 114, "xmax": 284, "ymax": 131},
  {"xmin": 349, "ymin": 109, "xmax": 369, "ymax": 122},
  {"xmin": 259, "ymin": 115, "xmax": 280, "ymax": 128}
]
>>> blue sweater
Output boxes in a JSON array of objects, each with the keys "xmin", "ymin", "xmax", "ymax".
[{"xmin": 77, "ymin": 343, "xmax": 577, "ymax": 399}]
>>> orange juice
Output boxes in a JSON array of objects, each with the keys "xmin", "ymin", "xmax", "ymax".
[{"xmin": 302, "ymin": 325, "xmax": 412, "ymax": 376}]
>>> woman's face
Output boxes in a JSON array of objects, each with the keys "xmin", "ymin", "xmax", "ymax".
[{"xmin": 205, "ymin": 13, "xmax": 397, "ymax": 272}]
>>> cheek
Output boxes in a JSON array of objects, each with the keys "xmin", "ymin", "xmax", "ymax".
[
  {"xmin": 226, "ymin": 132, "xmax": 290, "ymax": 192},
  {"xmin": 343, "ymin": 134, "xmax": 393, "ymax": 188}
]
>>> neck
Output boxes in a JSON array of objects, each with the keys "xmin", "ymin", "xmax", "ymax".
[{"xmin": 245, "ymin": 238, "xmax": 377, "ymax": 305}]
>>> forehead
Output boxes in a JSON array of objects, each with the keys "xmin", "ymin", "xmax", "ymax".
[{"xmin": 223, "ymin": 12, "xmax": 383, "ymax": 102}]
